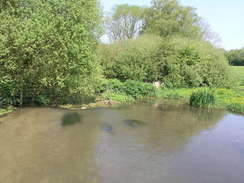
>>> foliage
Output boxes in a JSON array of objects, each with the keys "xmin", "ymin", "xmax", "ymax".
[
  {"xmin": 98, "ymin": 35, "xmax": 161, "ymax": 82},
  {"xmin": 230, "ymin": 66, "xmax": 244, "ymax": 87},
  {"xmin": 99, "ymin": 35, "xmax": 231, "ymax": 88},
  {"xmin": 105, "ymin": 4, "xmax": 145, "ymax": 41},
  {"xmin": 0, "ymin": 0, "xmax": 101, "ymax": 107},
  {"xmin": 190, "ymin": 89, "xmax": 216, "ymax": 107},
  {"xmin": 0, "ymin": 106, "xmax": 15, "ymax": 116},
  {"xmin": 105, "ymin": 0, "xmax": 220, "ymax": 45},
  {"xmin": 97, "ymin": 79, "xmax": 156, "ymax": 100},
  {"xmin": 227, "ymin": 103, "xmax": 244, "ymax": 114},
  {"xmin": 142, "ymin": 0, "xmax": 203, "ymax": 39},
  {"xmin": 225, "ymin": 49, "xmax": 244, "ymax": 66},
  {"xmin": 96, "ymin": 79, "xmax": 125, "ymax": 94},
  {"xmin": 156, "ymin": 37, "xmax": 231, "ymax": 88},
  {"xmin": 214, "ymin": 88, "xmax": 244, "ymax": 110},
  {"xmin": 101, "ymin": 92, "xmax": 135, "ymax": 104},
  {"xmin": 156, "ymin": 87, "xmax": 194, "ymax": 99},
  {"xmin": 122, "ymin": 80, "xmax": 156, "ymax": 99},
  {"xmin": 157, "ymin": 87, "xmax": 244, "ymax": 114}
]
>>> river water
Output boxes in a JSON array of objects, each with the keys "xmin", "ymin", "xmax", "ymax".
[{"xmin": 0, "ymin": 100, "xmax": 244, "ymax": 183}]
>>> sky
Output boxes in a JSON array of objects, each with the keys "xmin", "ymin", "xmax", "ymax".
[{"xmin": 101, "ymin": 0, "xmax": 244, "ymax": 50}]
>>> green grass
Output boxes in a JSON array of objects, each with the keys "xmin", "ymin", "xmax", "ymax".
[
  {"xmin": 157, "ymin": 87, "xmax": 244, "ymax": 115},
  {"xmin": 2, "ymin": 67, "xmax": 244, "ymax": 115},
  {"xmin": 155, "ymin": 67, "xmax": 244, "ymax": 114},
  {"xmin": 227, "ymin": 103, "xmax": 244, "ymax": 114},
  {"xmin": 230, "ymin": 66, "xmax": 244, "ymax": 87},
  {"xmin": 156, "ymin": 88, "xmax": 196, "ymax": 99}
]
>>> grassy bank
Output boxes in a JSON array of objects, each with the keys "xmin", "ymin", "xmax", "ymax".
[
  {"xmin": 156, "ymin": 87, "xmax": 244, "ymax": 114},
  {"xmin": 1, "ymin": 87, "xmax": 244, "ymax": 115},
  {"xmin": 156, "ymin": 66, "xmax": 244, "ymax": 114},
  {"xmin": 0, "ymin": 107, "xmax": 15, "ymax": 117},
  {"xmin": 95, "ymin": 76, "xmax": 244, "ymax": 114},
  {"xmin": 2, "ymin": 67, "xmax": 244, "ymax": 115},
  {"xmin": 231, "ymin": 66, "xmax": 244, "ymax": 89}
]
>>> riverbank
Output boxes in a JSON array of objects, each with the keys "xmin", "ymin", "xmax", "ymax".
[
  {"xmin": 58, "ymin": 99, "xmax": 121, "ymax": 110},
  {"xmin": 1, "ymin": 85, "xmax": 244, "ymax": 116},
  {"xmin": 0, "ymin": 107, "xmax": 16, "ymax": 117},
  {"xmin": 58, "ymin": 87, "xmax": 244, "ymax": 115},
  {"xmin": 156, "ymin": 87, "xmax": 244, "ymax": 114}
]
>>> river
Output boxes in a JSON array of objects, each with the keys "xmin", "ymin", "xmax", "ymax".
[{"xmin": 0, "ymin": 100, "xmax": 244, "ymax": 183}]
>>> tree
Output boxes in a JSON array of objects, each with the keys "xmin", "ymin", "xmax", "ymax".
[
  {"xmin": 98, "ymin": 35, "xmax": 162, "ymax": 82},
  {"xmin": 105, "ymin": 4, "xmax": 145, "ymax": 41},
  {"xmin": 142, "ymin": 0, "xmax": 203, "ymax": 39},
  {"xmin": 0, "ymin": 0, "xmax": 101, "ymax": 106},
  {"xmin": 98, "ymin": 35, "xmax": 231, "ymax": 87},
  {"xmin": 199, "ymin": 19, "xmax": 222, "ymax": 48},
  {"xmin": 225, "ymin": 49, "xmax": 244, "ymax": 66}
]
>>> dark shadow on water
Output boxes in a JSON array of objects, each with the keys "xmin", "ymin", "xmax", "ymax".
[
  {"xmin": 100, "ymin": 123, "xmax": 114, "ymax": 134},
  {"xmin": 61, "ymin": 112, "xmax": 82, "ymax": 126},
  {"xmin": 123, "ymin": 119, "xmax": 146, "ymax": 128},
  {"xmin": 117, "ymin": 100, "xmax": 227, "ymax": 155}
]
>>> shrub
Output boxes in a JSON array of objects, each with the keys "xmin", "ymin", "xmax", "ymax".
[
  {"xmin": 225, "ymin": 49, "xmax": 244, "ymax": 66},
  {"xmin": 0, "ymin": 0, "xmax": 101, "ymax": 107},
  {"xmin": 123, "ymin": 80, "xmax": 156, "ymax": 99},
  {"xmin": 98, "ymin": 36, "xmax": 231, "ymax": 88},
  {"xmin": 157, "ymin": 37, "xmax": 231, "ymax": 88},
  {"xmin": 96, "ymin": 79, "xmax": 125, "ymax": 94},
  {"xmin": 97, "ymin": 79, "xmax": 156, "ymax": 100},
  {"xmin": 190, "ymin": 89, "xmax": 216, "ymax": 107},
  {"xmin": 98, "ymin": 35, "xmax": 161, "ymax": 82}
]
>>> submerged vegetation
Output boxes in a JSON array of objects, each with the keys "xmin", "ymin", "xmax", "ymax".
[
  {"xmin": 62, "ymin": 112, "xmax": 82, "ymax": 126},
  {"xmin": 0, "ymin": 0, "xmax": 243, "ymax": 115}
]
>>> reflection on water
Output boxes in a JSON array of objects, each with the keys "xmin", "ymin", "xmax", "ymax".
[
  {"xmin": 100, "ymin": 123, "xmax": 114, "ymax": 134},
  {"xmin": 0, "ymin": 101, "xmax": 244, "ymax": 183},
  {"xmin": 123, "ymin": 119, "xmax": 146, "ymax": 128},
  {"xmin": 61, "ymin": 112, "xmax": 82, "ymax": 126},
  {"xmin": 0, "ymin": 108, "xmax": 100, "ymax": 183}
]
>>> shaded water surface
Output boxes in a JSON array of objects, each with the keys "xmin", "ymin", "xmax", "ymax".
[{"xmin": 0, "ymin": 101, "xmax": 244, "ymax": 183}]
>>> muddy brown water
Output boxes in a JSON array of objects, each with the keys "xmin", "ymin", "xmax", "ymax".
[{"xmin": 0, "ymin": 101, "xmax": 244, "ymax": 183}]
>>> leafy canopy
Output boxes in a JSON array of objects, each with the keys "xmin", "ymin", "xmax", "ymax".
[
  {"xmin": 0, "ymin": 0, "xmax": 101, "ymax": 106},
  {"xmin": 105, "ymin": 4, "xmax": 145, "ymax": 41},
  {"xmin": 142, "ymin": 0, "xmax": 203, "ymax": 39}
]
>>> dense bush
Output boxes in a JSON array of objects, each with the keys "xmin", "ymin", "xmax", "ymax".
[
  {"xmin": 157, "ymin": 37, "xmax": 231, "ymax": 88},
  {"xmin": 97, "ymin": 79, "xmax": 156, "ymax": 99},
  {"xmin": 96, "ymin": 79, "xmax": 125, "ymax": 94},
  {"xmin": 122, "ymin": 80, "xmax": 156, "ymax": 98},
  {"xmin": 190, "ymin": 89, "xmax": 216, "ymax": 107},
  {"xmin": 99, "ymin": 36, "xmax": 231, "ymax": 88},
  {"xmin": 225, "ymin": 49, "xmax": 244, "ymax": 66},
  {"xmin": 98, "ymin": 35, "xmax": 161, "ymax": 82},
  {"xmin": 0, "ymin": 0, "xmax": 101, "ymax": 107}
]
